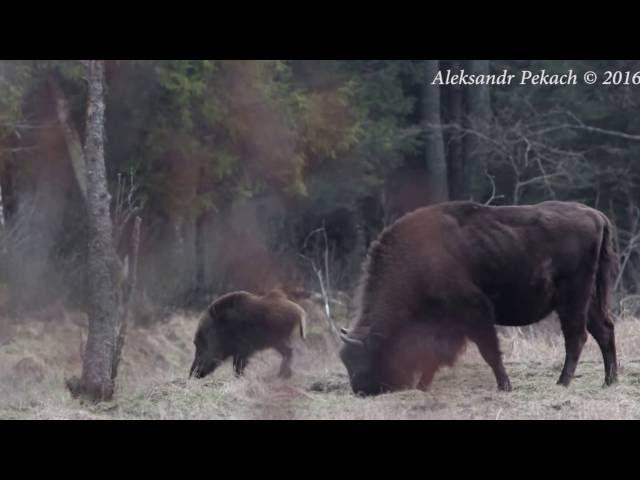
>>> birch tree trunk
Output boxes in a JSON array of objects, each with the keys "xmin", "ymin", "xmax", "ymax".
[
  {"xmin": 422, "ymin": 60, "xmax": 449, "ymax": 203},
  {"xmin": 67, "ymin": 60, "xmax": 119, "ymax": 402}
]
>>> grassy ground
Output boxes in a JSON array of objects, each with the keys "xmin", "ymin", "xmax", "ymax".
[{"xmin": 2, "ymin": 306, "xmax": 640, "ymax": 420}]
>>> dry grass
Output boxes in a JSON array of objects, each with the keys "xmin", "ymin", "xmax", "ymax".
[{"xmin": 2, "ymin": 311, "xmax": 640, "ymax": 420}]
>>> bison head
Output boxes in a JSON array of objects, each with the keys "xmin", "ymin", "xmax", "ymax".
[
  {"xmin": 339, "ymin": 327, "xmax": 384, "ymax": 396},
  {"xmin": 189, "ymin": 309, "xmax": 231, "ymax": 379}
]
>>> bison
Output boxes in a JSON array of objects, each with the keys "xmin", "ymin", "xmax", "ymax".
[
  {"xmin": 339, "ymin": 200, "xmax": 618, "ymax": 396},
  {"xmin": 189, "ymin": 289, "xmax": 307, "ymax": 380}
]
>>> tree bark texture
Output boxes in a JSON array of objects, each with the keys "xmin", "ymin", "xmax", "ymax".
[
  {"xmin": 49, "ymin": 76, "xmax": 88, "ymax": 200},
  {"xmin": 422, "ymin": 60, "xmax": 449, "ymax": 203},
  {"xmin": 441, "ymin": 60, "xmax": 465, "ymax": 200},
  {"xmin": 73, "ymin": 60, "xmax": 119, "ymax": 402},
  {"xmin": 463, "ymin": 59, "xmax": 492, "ymax": 201}
]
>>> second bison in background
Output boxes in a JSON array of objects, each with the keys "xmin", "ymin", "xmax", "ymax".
[
  {"xmin": 189, "ymin": 290, "xmax": 306, "ymax": 380},
  {"xmin": 340, "ymin": 200, "xmax": 619, "ymax": 396}
]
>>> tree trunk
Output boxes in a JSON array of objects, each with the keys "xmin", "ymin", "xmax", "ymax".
[
  {"xmin": 195, "ymin": 212, "xmax": 207, "ymax": 295},
  {"xmin": 49, "ymin": 76, "xmax": 88, "ymax": 200},
  {"xmin": 194, "ymin": 162, "xmax": 210, "ymax": 301},
  {"xmin": 67, "ymin": 60, "xmax": 119, "ymax": 402},
  {"xmin": 441, "ymin": 60, "xmax": 465, "ymax": 200},
  {"xmin": 463, "ymin": 60, "xmax": 492, "ymax": 201},
  {"xmin": 422, "ymin": 60, "xmax": 449, "ymax": 203},
  {"xmin": 164, "ymin": 146, "xmax": 200, "ymax": 305},
  {"xmin": 0, "ymin": 155, "xmax": 16, "ymax": 223}
]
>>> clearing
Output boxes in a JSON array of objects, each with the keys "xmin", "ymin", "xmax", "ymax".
[{"xmin": 1, "ymin": 306, "xmax": 640, "ymax": 420}]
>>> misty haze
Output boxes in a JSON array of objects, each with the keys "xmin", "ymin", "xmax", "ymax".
[{"xmin": 1, "ymin": 60, "xmax": 640, "ymax": 419}]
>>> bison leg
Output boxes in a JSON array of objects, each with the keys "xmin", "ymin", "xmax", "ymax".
[
  {"xmin": 274, "ymin": 343, "xmax": 293, "ymax": 379},
  {"xmin": 556, "ymin": 303, "xmax": 591, "ymax": 387},
  {"xmin": 417, "ymin": 368, "xmax": 436, "ymax": 391},
  {"xmin": 587, "ymin": 306, "xmax": 618, "ymax": 386},
  {"xmin": 233, "ymin": 355, "xmax": 248, "ymax": 377},
  {"xmin": 556, "ymin": 269, "xmax": 598, "ymax": 387},
  {"xmin": 461, "ymin": 293, "xmax": 512, "ymax": 392},
  {"xmin": 469, "ymin": 325, "xmax": 512, "ymax": 392},
  {"xmin": 557, "ymin": 320, "xmax": 588, "ymax": 387}
]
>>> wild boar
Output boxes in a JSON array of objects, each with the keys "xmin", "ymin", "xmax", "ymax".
[{"xmin": 189, "ymin": 289, "xmax": 306, "ymax": 380}]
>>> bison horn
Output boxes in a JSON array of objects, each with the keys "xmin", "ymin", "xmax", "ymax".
[
  {"xmin": 339, "ymin": 329, "xmax": 364, "ymax": 347},
  {"xmin": 189, "ymin": 360, "xmax": 199, "ymax": 379}
]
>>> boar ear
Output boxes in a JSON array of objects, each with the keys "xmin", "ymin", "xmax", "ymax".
[{"xmin": 340, "ymin": 327, "xmax": 349, "ymax": 335}]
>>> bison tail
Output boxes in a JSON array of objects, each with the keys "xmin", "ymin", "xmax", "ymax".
[{"xmin": 595, "ymin": 216, "xmax": 619, "ymax": 319}]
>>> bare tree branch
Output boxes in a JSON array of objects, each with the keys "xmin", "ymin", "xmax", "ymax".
[{"xmin": 299, "ymin": 226, "xmax": 340, "ymax": 341}]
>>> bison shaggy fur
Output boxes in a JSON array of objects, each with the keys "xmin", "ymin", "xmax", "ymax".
[{"xmin": 339, "ymin": 200, "xmax": 618, "ymax": 396}]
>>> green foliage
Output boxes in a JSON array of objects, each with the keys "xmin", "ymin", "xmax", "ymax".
[
  {"xmin": 7, "ymin": 59, "xmax": 638, "ymax": 220},
  {"xmin": 1, "ymin": 59, "xmax": 419, "ymax": 223},
  {"xmin": 152, "ymin": 60, "xmax": 220, "ymax": 135},
  {"xmin": 8, "ymin": 59, "xmax": 640, "ymax": 304}
]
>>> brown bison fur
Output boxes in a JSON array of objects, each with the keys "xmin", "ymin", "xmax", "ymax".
[
  {"xmin": 377, "ymin": 321, "xmax": 467, "ymax": 391},
  {"xmin": 339, "ymin": 200, "xmax": 618, "ymax": 396},
  {"xmin": 189, "ymin": 289, "xmax": 307, "ymax": 380}
]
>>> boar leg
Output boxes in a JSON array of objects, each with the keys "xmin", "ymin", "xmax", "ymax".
[
  {"xmin": 275, "ymin": 343, "xmax": 293, "ymax": 379},
  {"xmin": 233, "ymin": 355, "xmax": 248, "ymax": 377}
]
